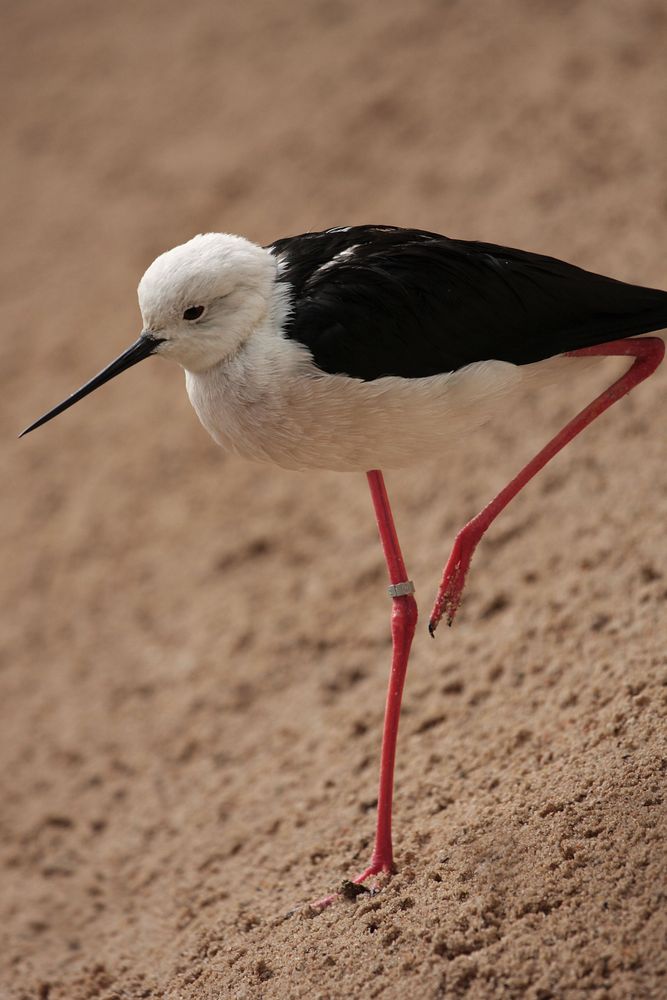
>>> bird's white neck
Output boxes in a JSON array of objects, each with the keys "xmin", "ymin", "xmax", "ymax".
[{"xmin": 184, "ymin": 278, "xmax": 313, "ymax": 460}]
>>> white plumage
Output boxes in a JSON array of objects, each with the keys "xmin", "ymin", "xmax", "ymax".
[
  {"xmin": 138, "ymin": 232, "xmax": 572, "ymax": 471},
  {"xmin": 20, "ymin": 225, "xmax": 665, "ymax": 908}
]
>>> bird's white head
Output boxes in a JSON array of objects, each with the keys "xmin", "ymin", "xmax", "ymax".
[
  {"xmin": 139, "ymin": 232, "xmax": 277, "ymax": 372},
  {"xmin": 20, "ymin": 232, "xmax": 279, "ymax": 435}
]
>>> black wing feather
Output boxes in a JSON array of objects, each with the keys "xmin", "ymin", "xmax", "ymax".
[{"xmin": 267, "ymin": 226, "xmax": 667, "ymax": 380}]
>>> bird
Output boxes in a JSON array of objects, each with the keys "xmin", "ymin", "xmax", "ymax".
[{"xmin": 21, "ymin": 224, "xmax": 666, "ymax": 909}]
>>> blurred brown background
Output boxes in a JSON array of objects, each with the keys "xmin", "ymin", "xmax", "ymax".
[{"xmin": 2, "ymin": 1, "xmax": 666, "ymax": 997}]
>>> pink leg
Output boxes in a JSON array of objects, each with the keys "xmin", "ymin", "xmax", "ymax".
[
  {"xmin": 429, "ymin": 337, "xmax": 664, "ymax": 635},
  {"xmin": 311, "ymin": 470, "xmax": 417, "ymax": 910}
]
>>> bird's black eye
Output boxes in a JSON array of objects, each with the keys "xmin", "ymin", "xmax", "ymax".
[{"xmin": 183, "ymin": 305, "xmax": 205, "ymax": 321}]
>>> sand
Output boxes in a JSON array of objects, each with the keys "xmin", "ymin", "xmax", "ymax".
[{"xmin": 1, "ymin": 1, "xmax": 666, "ymax": 997}]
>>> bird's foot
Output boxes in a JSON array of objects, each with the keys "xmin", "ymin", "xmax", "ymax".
[
  {"xmin": 428, "ymin": 530, "xmax": 477, "ymax": 635},
  {"xmin": 308, "ymin": 860, "xmax": 393, "ymax": 913}
]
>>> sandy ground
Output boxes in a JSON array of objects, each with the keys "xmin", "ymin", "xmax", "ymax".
[{"xmin": 1, "ymin": 1, "xmax": 666, "ymax": 997}]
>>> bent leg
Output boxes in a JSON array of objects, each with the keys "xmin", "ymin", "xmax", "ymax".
[{"xmin": 429, "ymin": 337, "xmax": 664, "ymax": 635}]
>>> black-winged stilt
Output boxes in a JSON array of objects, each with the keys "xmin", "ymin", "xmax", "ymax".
[{"xmin": 21, "ymin": 225, "xmax": 666, "ymax": 907}]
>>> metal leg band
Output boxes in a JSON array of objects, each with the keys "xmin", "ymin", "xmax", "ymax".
[{"xmin": 387, "ymin": 580, "xmax": 416, "ymax": 598}]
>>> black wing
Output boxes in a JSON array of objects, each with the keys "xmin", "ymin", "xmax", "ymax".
[{"xmin": 267, "ymin": 226, "xmax": 667, "ymax": 380}]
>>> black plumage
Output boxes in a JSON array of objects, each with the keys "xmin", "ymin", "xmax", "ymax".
[{"xmin": 268, "ymin": 225, "xmax": 667, "ymax": 381}]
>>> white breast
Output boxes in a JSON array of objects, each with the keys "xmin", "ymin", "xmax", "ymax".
[
  {"xmin": 184, "ymin": 318, "xmax": 593, "ymax": 473},
  {"xmin": 181, "ymin": 314, "xmax": 521, "ymax": 471}
]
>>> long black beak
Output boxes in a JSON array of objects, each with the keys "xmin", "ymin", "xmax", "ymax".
[{"xmin": 19, "ymin": 334, "xmax": 163, "ymax": 437}]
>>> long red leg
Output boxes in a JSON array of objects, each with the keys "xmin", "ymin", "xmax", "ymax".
[
  {"xmin": 429, "ymin": 337, "xmax": 664, "ymax": 635},
  {"xmin": 361, "ymin": 470, "xmax": 418, "ymax": 874},
  {"xmin": 311, "ymin": 470, "xmax": 417, "ymax": 910}
]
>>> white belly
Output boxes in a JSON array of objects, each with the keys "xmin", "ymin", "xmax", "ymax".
[{"xmin": 184, "ymin": 329, "xmax": 599, "ymax": 473}]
